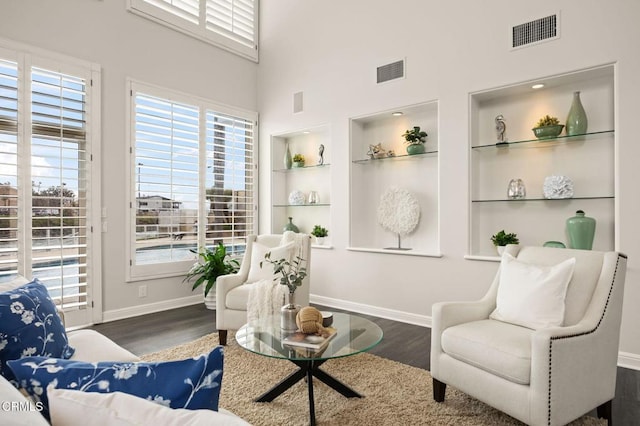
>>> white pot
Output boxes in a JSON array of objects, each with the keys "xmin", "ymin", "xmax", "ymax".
[
  {"xmin": 497, "ymin": 246, "xmax": 506, "ymax": 256},
  {"xmin": 204, "ymin": 287, "xmax": 216, "ymax": 310},
  {"xmin": 315, "ymin": 237, "xmax": 325, "ymax": 245}
]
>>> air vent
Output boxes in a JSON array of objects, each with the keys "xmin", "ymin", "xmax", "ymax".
[
  {"xmin": 293, "ymin": 91, "xmax": 303, "ymax": 113},
  {"xmin": 377, "ymin": 60, "xmax": 405, "ymax": 84},
  {"xmin": 512, "ymin": 14, "xmax": 559, "ymax": 49}
]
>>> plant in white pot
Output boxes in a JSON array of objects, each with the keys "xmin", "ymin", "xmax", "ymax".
[
  {"xmin": 490, "ymin": 230, "xmax": 519, "ymax": 255},
  {"xmin": 183, "ymin": 243, "xmax": 240, "ymax": 309},
  {"xmin": 311, "ymin": 225, "xmax": 328, "ymax": 245}
]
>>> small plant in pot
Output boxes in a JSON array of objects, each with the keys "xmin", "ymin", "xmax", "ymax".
[
  {"xmin": 532, "ymin": 115, "xmax": 564, "ymax": 139},
  {"xmin": 490, "ymin": 230, "xmax": 520, "ymax": 255},
  {"xmin": 292, "ymin": 154, "xmax": 305, "ymax": 167},
  {"xmin": 183, "ymin": 243, "xmax": 240, "ymax": 300},
  {"xmin": 311, "ymin": 225, "xmax": 328, "ymax": 245},
  {"xmin": 402, "ymin": 126, "xmax": 428, "ymax": 155}
]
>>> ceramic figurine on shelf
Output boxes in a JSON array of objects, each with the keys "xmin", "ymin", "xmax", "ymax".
[
  {"xmin": 367, "ymin": 143, "xmax": 387, "ymax": 159},
  {"xmin": 318, "ymin": 144, "xmax": 325, "ymax": 165},
  {"xmin": 495, "ymin": 114, "xmax": 507, "ymax": 144}
]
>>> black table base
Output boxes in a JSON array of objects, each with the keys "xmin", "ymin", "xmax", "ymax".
[{"xmin": 255, "ymin": 358, "xmax": 362, "ymax": 426}]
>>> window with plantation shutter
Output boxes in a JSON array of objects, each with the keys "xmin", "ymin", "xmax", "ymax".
[
  {"xmin": 127, "ymin": 0, "xmax": 259, "ymax": 62},
  {"xmin": 0, "ymin": 42, "xmax": 100, "ymax": 328},
  {"xmin": 129, "ymin": 81, "xmax": 256, "ymax": 279}
]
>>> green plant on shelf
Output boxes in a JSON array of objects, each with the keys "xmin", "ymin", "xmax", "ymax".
[
  {"xmin": 535, "ymin": 115, "xmax": 560, "ymax": 127},
  {"xmin": 490, "ymin": 230, "xmax": 519, "ymax": 247},
  {"xmin": 402, "ymin": 126, "xmax": 428, "ymax": 145},
  {"xmin": 311, "ymin": 225, "xmax": 328, "ymax": 238}
]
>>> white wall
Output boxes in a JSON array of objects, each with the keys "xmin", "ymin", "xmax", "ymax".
[
  {"xmin": 0, "ymin": 1, "xmax": 257, "ymax": 316},
  {"xmin": 257, "ymin": 1, "xmax": 640, "ymax": 366}
]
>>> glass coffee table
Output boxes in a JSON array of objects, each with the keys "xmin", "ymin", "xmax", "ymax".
[{"xmin": 235, "ymin": 312, "xmax": 383, "ymax": 426}]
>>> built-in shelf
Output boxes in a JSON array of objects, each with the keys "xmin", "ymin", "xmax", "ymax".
[
  {"xmin": 468, "ymin": 64, "xmax": 615, "ymax": 257},
  {"xmin": 273, "ymin": 164, "xmax": 331, "ymax": 172},
  {"xmin": 472, "ymin": 129, "xmax": 614, "ymax": 149},
  {"xmin": 352, "ymin": 150, "xmax": 438, "ymax": 164},
  {"xmin": 271, "ymin": 125, "xmax": 332, "ymax": 236},
  {"xmin": 349, "ymin": 101, "xmax": 440, "ymax": 255}
]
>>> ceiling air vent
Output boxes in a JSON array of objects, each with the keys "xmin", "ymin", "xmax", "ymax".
[
  {"xmin": 512, "ymin": 13, "xmax": 559, "ymax": 49},
  {"xmin": 377, "ymin": 60, "xmax": 404, "ymax": 84}
]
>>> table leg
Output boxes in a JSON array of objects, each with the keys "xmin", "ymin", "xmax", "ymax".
[
  {"xmin": 312, "ymin": 367, "xmax": 362, "ymax": 398},
  {"xmin": 307, "ymin": 367, "xmax": 316, "ymax": 426},
  {"xmin": 255, "ymin": 367, "xmax": 306, "ymax": 402}
]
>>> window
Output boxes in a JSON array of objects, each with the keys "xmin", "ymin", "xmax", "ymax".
[
  {"xmin": 128, "ymin": 80, "xmax": 256, "ymax": 279},
  {"xmin": 0, "ymin": 43, "xmax": 100, "ymax": 326},
  {"xmin": 127, "ymin": 0, "xmax": 259, "ymax": 62}
]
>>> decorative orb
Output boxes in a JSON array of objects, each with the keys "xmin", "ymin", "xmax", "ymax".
[
  {"xmin": 543, "ymin": 176, "xmax": 574, "ymax": 199},
  {"xmin": 288, "ymin": 190, "xmax": 306, "ymax": 205}
]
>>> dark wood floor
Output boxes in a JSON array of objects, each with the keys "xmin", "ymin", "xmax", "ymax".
[{"xmin": 92, "ymin": 304, "xmax": 640, "ymax": 425}]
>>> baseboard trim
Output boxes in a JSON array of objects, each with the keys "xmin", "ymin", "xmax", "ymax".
[
  {"xmin": 618, "ymin": 352, "xmax": 640, "ymax": 371},
  {"xmin": 102, "ymin": 294, "xmax": 203, "ymax": 323},
  {"xmin": 310, "ymin": 294, "xmax": 431, "ymax": 328}
]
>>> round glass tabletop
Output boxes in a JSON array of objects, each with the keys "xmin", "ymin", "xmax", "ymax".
[{"xmin": 236, "ymin": 312, "xmax": 383, "ymax": 361}]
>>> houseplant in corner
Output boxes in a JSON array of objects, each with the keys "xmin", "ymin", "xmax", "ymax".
[
  {"xmin": 311, "ymin": 225, "xmax": 328, "ymax": 245},
  {"xmin": 532, "ymin": 115, "xmax": 564, "ymax": 139},
  {"xmin": 490, "ymin": 230, "xmax": 519, "ymax": 255},
  {"xmin": 402, "ymin": 126, "xmax": 428, "ymax": 155},
  {"xmin": 261, "ymin": 248, "xmax": 307, "ymax": 331},
  {"xmin": 183, "ymin": 242, "xmax": 240, "ymax": 309}
]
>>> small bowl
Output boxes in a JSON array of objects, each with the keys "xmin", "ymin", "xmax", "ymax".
[{"xmin": 320, "ymin": 311, "xmax": 333, "ymax": 327}]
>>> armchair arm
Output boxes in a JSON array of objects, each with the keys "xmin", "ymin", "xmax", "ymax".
[{"xmin": 216, "ymin": 272, "xmax": 246, "ymax": 297}]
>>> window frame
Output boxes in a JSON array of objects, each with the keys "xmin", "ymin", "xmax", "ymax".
[
  {"xmin": 127, "ymin": 0, "xmax": 259, "ymax": 62},
  {"xmin": 126, "ymin": 79, "xmax": 258, "ymax": 281},
  {"xmin": 0, "ymin": 37, "xmax": 102, "ymax": 325}
]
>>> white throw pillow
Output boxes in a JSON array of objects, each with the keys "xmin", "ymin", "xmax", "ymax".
[
  {"xmin": 246, "ymin": 241, "xmax": 294, "ymax": 283},
  {"xmin": 48, "ymin": 388, "xmax": 251, "ymax": 426},
  {"xmin": 490, "ymin": 253, "xmax": 576, "ymax": 330}
]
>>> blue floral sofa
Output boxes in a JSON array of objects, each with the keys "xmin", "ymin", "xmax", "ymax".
[{"xmin": 0, "ymin": 276, "xmax": 248, "ymax": 425}]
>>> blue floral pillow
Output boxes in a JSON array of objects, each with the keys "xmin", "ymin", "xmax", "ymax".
[
  {"xmin": 8, "ymin": 346, "xmax": 224, "ymax": 420},
  {"xmin": 0, "ymin": 279, "xmax": 74, "ymax": 381}
]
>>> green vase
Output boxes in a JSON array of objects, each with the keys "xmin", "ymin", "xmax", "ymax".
[
  {"xmin": 283, "ymin": 217, "xmax": 299, "ymax": 233},
  {"xmin": 284, "ymin": 143, "xmax": 292, "ymax": 169},
  {"xmin": 566, "ymin": 210, "xmax": 596, "ymax": 250},
  {"xmin": 566, "ymin": 91, "xmax": 588, "ymax": 136}
]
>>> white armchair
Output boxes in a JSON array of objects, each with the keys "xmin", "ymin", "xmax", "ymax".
[
  {"xmin": 431, "ymin": 245, "xmax": 627, "ymax": 426},
  {"xmin": 216, "ymin": 234, "xmax": 311, "ymax": 345}
]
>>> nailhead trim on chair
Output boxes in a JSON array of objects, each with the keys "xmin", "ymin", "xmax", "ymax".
[{"xmin": 546, "ymin": 253, "xmax": 625, "ymax": 426}]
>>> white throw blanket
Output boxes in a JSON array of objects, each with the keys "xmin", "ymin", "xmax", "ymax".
[
  {"xmin": 246, "ymin": 231, "xmax": 307, "ymax": 322},
  {"xmin": 246, "ymin": 279, "xmax": 288, "ymax": 323}
]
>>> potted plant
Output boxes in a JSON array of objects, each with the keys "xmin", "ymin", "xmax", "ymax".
[
  {"xmin": 311, "ymin": 225, "xmax": 328, "ymax": 245},
  {"xmin": 402, "ymin": 126, "xmax": 428, "ymax": 155},
  {"xmin": 490, "ymin": 230, "xmax": 520, "ymax": 255},
  {"xmin": 532, "ymin": 115, "xmax": 564, "ymax": 139},
  {"xmin": 292, "ymin": 154, "xmax": 305, "ymax": 167},
  {"xmin": 261, "ymin": 249, "xmax": 308, "ymax": 331},
  {"xmin": 183, "ymin": 243, "xmax": 240, "ymax": 307}
]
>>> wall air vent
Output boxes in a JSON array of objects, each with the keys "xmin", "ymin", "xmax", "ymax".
[
  {"xmin": 377, "ymin": 59, "xmax": 405, "ymax": 84},
  {"xmin": 512, "ymin": 13, "xmax": 559, "ymax": 49},
  {"xmin": 293, "ymin": 91, "xmax": 303, "ymax": 113}
]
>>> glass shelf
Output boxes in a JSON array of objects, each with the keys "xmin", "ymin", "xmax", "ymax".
[
  {"xmin": 273, "ymin": 203, "xmax": 331, "ymax": 208},
  {"xmin": 273, "ymin": 163, "xmax": 330, "ymax": 173},
  {"xmin": 472, "ymin": 130, "xmax": 614, "ymax": 150},
  {"xmin": 352, "ymin": 149, "xmax": 438, "ymax": 164},
  {"xmin": 472, "ymin": 196, "xmax": 614, "ymax": 203}
]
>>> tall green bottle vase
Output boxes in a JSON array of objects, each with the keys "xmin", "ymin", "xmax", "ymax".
[
  {"xmin": 284, "ymin": 143, "xmax": 292, "ymax": 169},
  {"xmin": 566, "ymin": 91, "xmax": 588, "ymax": 136},
  {"xmin": 566, "ymin": 210, "xmax": 596, "ymax": 250}
]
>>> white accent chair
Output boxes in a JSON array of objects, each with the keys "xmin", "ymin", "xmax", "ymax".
[
  {"xmin": 431, "ymin": 245, "xmax": 627, "ymax": 426},
  {"xmin": 216, "ymin": 234, "xmax": 311, "ymax": 345}
]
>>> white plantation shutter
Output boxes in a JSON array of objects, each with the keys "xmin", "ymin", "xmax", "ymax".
[
  {"xmin": 142, "ymin": 0, "xmax": 199, "ymax": 24},
  {"xmin": 128, "ymin": 0, "xmax": 258, "ymax": 61},
  {"xmin": 205, "ymin": 0, "xmax": 255, "ymax": 48},
  {"xmin": 30, "ymin": 67, "xmax": 89, "ymax": 310},
  {"xmin": 205, "ymin": 110, "xmax": 254, "ymax": 255},
  {"xmin": 0, "ymin": 59, "xmax": 19, "ymax": 279},
  {"xmin": 129, "ymin": 81, "xmax": 257, "ymax": 278},
  {"xmin": 133, "ymin": 93, "xmax": 200, "ymax": 267}
]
